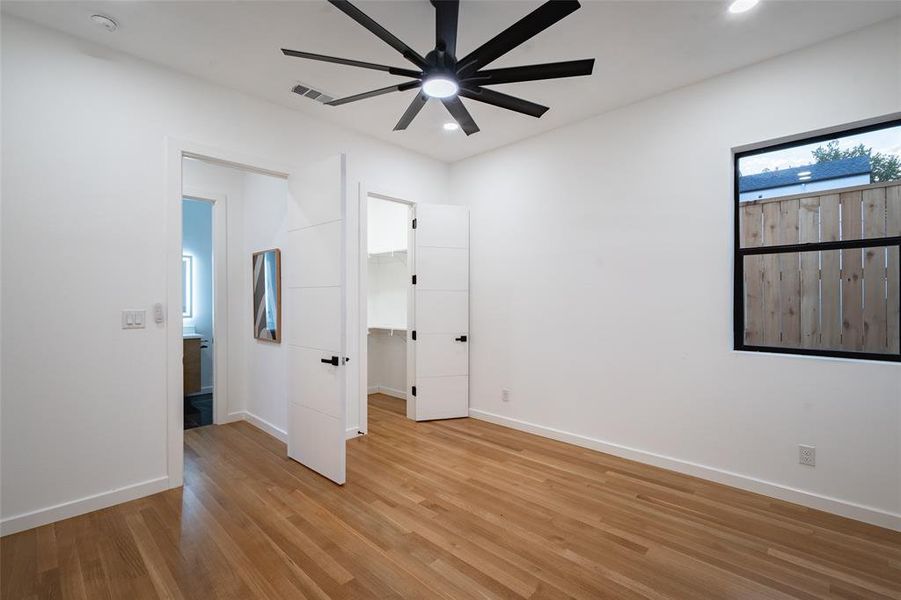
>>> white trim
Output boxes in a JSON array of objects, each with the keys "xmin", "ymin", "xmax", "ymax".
[
  {"xmin": 370, "ymin": 385, "xmax": 406, "ymax": 400},
  {"xmin": 731, "ymin": 111, "xmax": 901, "ymax": 155},
  {"xmin": 227, "ymin": 410, "xmax": 288, "ymax": 443},
  {"xmin": 166, "ymin": 137, "xmax": 292, "ymax": 491},
  {"xmin": 469, "ymin": 409, "xmax": 901, "ymax": 532},
  {"xmin": 1, "ymin": 409, "xmax": 294, "ymax": 536},
  {"xmin": 229, "ymin": 410, "xmax": 288, "ymax": 442},
  {"xmin": 221, "ymin": 411, "xmax": 245, "ymax": 424},
  {"xmin": 357, "ymin": 188, "xmax": 369, "ymax": 436},
  {"xmin": 405, "ymin": 203, "xmax": 416, "ymax": 421},
  {"xmin": 0, "ymin": 477, "xmax": 169, "ymax": 537},
  {"xmin": 346, "ymin": 427, "xmax": 362, "ymax": 439}
]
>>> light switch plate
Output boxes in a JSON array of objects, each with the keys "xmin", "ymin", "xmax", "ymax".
[{"xmin": 122, "ymin": 310, "xmax": 146, "ymax": 329}]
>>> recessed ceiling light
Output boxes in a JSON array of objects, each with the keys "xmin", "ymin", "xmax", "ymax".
[
  {"xmin": 443, "ymin": 122, "xmax": 460, "ymax": 132},
  {"xmin": 90, "ymin": 14, "xmax": 119, "ymax": 32},
  {"xmin": 728, "ymin": 0, "xmax": 759, "ymax": 14},
  {"xmin": 422, "ymin": 77, "xmax": 459, "ymax": 99}
]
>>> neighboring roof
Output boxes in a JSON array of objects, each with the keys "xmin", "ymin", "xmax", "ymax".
[{"xmin": 739, "ymin": 156, "xmax": 871, "ymax": 192}]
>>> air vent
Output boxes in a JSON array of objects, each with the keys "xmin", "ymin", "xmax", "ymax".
[{"xmin": 291, "ymin": 83, "xmax": 333, "ymax": 105}]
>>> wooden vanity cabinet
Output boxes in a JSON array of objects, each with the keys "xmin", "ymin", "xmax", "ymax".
[{"xmin": 183, "ymin": 337, "xmax": 202, "ymax": 395}]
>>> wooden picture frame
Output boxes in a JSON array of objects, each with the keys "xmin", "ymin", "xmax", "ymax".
[{"xmin": 251, "ymin": 248, "xmax": 282, "ymax": 343}]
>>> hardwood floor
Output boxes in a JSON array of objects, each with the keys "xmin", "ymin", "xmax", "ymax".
[{"xmin": 2, "ymin": 394, "xmax": 900, "ymax": 599}]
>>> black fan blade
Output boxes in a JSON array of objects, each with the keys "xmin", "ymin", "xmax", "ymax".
[
  {"xmin": 456, "ymin": 1, "xmax": 580, "ymax": 76},
  {"xmin": 463, "ymin": 59, "xmax": 594, "ymax": 85},
  {"xmin": 433, "ymin": 0, "xmax": 459, "ymax": 59},
  {"xmin": 328, "ymin": 0, "xmax": 428, "ymax": 70},
  {"xmin": 327, "ymin": 81, "xmax": 421, "ymax": 106},
  {"xmin": 441, "ymin": 96, "xmax": 479, "ymax": 136},
  {"xmin": 394, "ymin": 92, "xmax": 429, "ymax": 131},
  {"xmin": 281, "ymin": 49, "xmax": 422, "ymax": 78},
  {"xmin": 459, "ymin": 86, "xmax": 548, "ymax": 118}
]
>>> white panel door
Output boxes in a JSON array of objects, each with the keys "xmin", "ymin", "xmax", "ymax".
[
  {"xmin": 412, "ymin": 204, "xmax": 469, "ymax": 421},
  {"xmin": 285, "ymin": 154, "xmax": 348, "ymax": 484}
]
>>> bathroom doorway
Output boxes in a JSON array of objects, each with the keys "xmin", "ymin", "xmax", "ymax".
[{"xmin": 182, "ymin": 197, "xmax": 214, "ymax": 429}]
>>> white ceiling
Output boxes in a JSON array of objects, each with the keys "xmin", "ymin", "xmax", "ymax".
[{"xmin": 4, "ymin": 1, "xmax": 899, "ymax": 162}]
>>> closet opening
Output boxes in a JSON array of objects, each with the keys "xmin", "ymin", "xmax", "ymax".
[{"xmin": 361, "ymin": 193, "xmax": 414, "ymax": 431}]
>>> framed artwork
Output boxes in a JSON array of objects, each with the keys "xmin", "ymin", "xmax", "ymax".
[{"xmin": 252, "ymin": 248, "xmax": 281, "ymax": 342}]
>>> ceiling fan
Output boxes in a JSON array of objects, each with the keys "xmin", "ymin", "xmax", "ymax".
[{"xmin": 282, "ymin": 0, "xmax": 594, "ymax": 135}]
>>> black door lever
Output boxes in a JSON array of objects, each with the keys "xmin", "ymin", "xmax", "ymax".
[
  {"xmin": 455, "ymin": 335, "xmax": 468, "ymax": 342},
  {"xmin": 320, "ymin": 356, "xmax": 340, "ymax": 366}
]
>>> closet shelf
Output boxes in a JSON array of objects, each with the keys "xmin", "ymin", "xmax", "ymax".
[
  {"xmin": 368, "ymin": 249, "xmax": 407, "ymax": 258},
  {"xmin": 368, "ymin": 325, "xmax": 407, "ymax": 334}
]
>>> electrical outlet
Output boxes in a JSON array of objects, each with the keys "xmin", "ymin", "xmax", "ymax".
[
  {"xmin": 501, "ymin": 388, "xmax": 510, "ymax": 402},
  {"xmin": 799, "ymin": 444, "xmax": 816, "ymax": 467}
]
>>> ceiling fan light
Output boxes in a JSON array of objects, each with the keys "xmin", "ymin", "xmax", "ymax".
[
  {"xmin": 728, "ymin": 0, "xmax": 759, "ymax": 14},
  {"xmin": 422, "ymin": 77, "xmax": 459, "ymax": 99}
]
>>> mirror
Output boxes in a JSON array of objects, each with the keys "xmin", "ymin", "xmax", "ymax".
[
  {"xmin": 252, "ymin": 249, "xmax": 281, "ymax": 342},
  {"xmin": 182, "ymin": 255, "xmax": 193, "ymax": 318}
]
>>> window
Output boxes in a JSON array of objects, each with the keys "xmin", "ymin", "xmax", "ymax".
[{"xmin": 734, "ymin": 118, "xmax": 900, "ymax": 361}]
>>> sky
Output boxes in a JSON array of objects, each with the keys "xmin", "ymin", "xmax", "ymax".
[{"xmin": 739, "ymin": 124, "xmax": 901, "ymax": 176}]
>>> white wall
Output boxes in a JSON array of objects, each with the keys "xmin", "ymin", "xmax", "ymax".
[
  {"xmin": 367, "ymin": 196, "xmax": 409, "ymax": 254},
  {"xmin": 451, "ymin": 18, "xmax": 901, "ymax": 528},
  {"xmin": 242, "ymin": 172, "xmax": 289, "ymax": 433},
  {"xmin": 0, "ymin": 15, "xmax": 449, "ymax": 533},
  {"xmin": 367, "ymin": 332, "xmax": 407, "ymax": 399},
  {"xmin": 368, "ymin": 254, "xmax": 408, "ymax": 329}
]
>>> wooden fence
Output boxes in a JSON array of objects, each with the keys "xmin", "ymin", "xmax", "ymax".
[{"xmin": 740, "ymin": 181, "xmax": 900, "ymax": 354}]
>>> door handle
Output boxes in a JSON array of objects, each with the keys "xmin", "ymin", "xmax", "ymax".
[
  {"xmin": 321, "ymin": 356, "xmax": 340, "ymax": 366},
  {"xmin": 455, "ymin": 335, "xmax": 468, "ymax": 342}
]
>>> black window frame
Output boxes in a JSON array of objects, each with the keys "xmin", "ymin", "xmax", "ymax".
[{"xmin": 733, "ymin": 117, "xmax": 901, "ymax": 363}]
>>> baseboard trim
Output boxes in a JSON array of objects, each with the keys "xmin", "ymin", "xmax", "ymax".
[
  {"xmin": 230, "ymin": 410, "xmax": 287, "ymax": 443},
  {"xmin": 469, "ymin": 409, "xmax": 901, "ymax": 532},
  {"xmin": 0, "ymin": 476, "xmax": 170, "ymax": 537},
  {"xmin": 234, "ymin": 411, "xmax": 360, "ymax": 442},
  {"xmin": 2, "ymin": 412, "xmax": 288, "ymax": 537},
  {"xmin": 370, "ymin": 385, "xmax": 406, "ymax": 400}
]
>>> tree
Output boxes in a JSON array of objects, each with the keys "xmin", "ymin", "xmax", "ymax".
[{"xmin": 810, "ymin": 140, "xmax": 901, "ymax": 182}]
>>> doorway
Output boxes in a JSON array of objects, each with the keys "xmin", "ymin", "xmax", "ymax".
[
  {"xmin": 358, "ymin": 195, "xmax": 471, "ymax": 433},
  {"xmin": 182, "ymin": 197, "xmax": 214, "ymax": 429},
  {"xmin": 167, "ymin": 140, "xmax": 293, "ymax": 490},
  {"xmin": 363, "ymin": 194, "xmax": 414, "ymax": 425}
]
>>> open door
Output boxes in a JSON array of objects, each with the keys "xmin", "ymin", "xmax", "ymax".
[
  {"xmin": 411, "ymin": 204, "xmax": 470, "ymax": 421},
  {"xmin": 285, "ymin": 154, "xmax": 348, "ymax": 484}
]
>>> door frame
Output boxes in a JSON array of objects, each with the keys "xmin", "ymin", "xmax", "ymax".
[
  {"xmin": 165, "ymin": 138, "xmax": 290, "ymax": 489},
  {"xmin": 357, "ymin": 187, "xmax": 416, "ymax": 436},
  {"xmin": 181, "ymin": 189, "xmax": 227, "ymax": 426}
]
